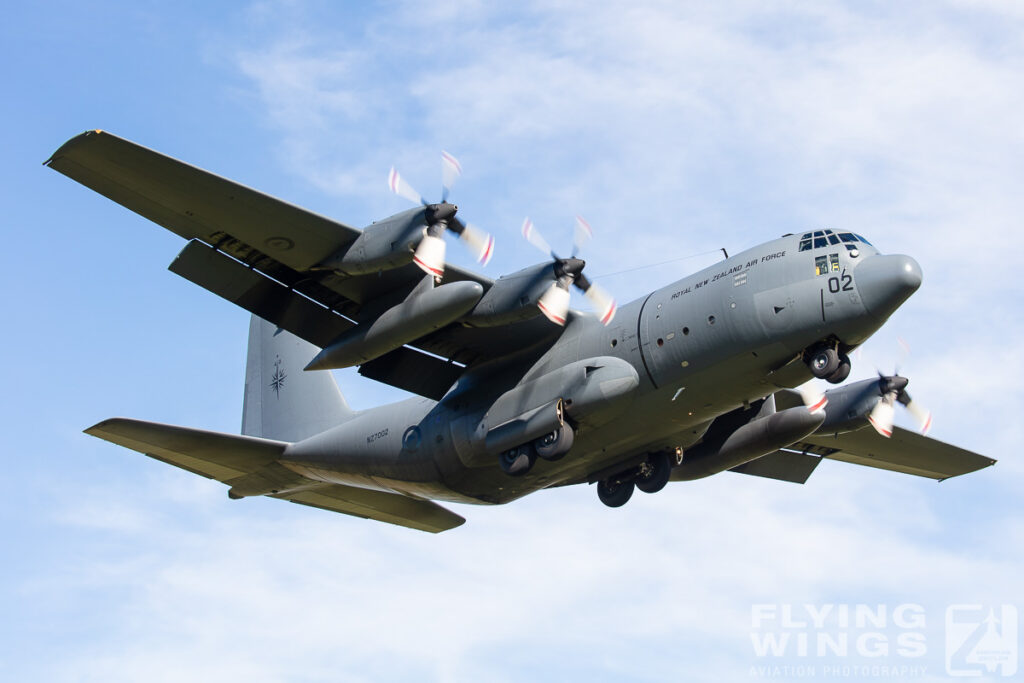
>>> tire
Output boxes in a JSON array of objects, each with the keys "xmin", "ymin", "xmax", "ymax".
[
  {"xmin": 636, "ymin": 452, "xmax": 672, "ymax": 494},
  {"xmin": 808, "ymin": 346, "xmax": 840, "ymax": 379},
  {"xmin": 826, "ymin": 354, "xmax": 851, "ymax": 384},
  {"xmin": 597, "ymin": 477, "xmax": 635, "ymax": 507},
  {"xmin": 534, "ymin": 425, "xmax": 574, "ymax": 461},
  {"xmin": 499, "ymin": 444, "xmax": 536, "ymax": 477}
]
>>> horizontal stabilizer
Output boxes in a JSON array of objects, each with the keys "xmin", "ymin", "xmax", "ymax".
[
  {"xmin": 85, "ymin": 418, "xmax": 465, "ymax": 533},
  {"xmin": 85, "ymin": 418, "xmax": 288, "ymax": 481}
]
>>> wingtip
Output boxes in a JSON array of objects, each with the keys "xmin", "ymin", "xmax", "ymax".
[{"xmin": 45, "ymin": 129, "xmax": 107, "ymax": 166}]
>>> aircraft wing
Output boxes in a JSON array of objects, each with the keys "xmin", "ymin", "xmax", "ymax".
[
  {"xmin": 731, "ymin": 424, "xmax": 995, "ymax": 484},
  {"xmin": 85, "ymin": 418, "xmax": 465, "ymax": 533},
  {"xmin": 47, "ymin": 131, "xmax": 550, "ymax": 398},
  {"xmin": 800, "ymin": 426, "xmax": 996, "ymax": 480}
]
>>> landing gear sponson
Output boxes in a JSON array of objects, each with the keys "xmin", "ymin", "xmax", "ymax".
[{"xmin": 498, "ymin": 424, "xmax": 575, "ymax": 476}]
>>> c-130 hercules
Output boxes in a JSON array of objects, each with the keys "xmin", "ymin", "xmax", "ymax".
[{"xmin": 47, "ymin": 131, "xmax": 995, "ymax": 533}]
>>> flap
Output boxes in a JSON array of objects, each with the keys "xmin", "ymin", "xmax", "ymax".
[
  {"xmin": 358, "ymin": 347, "xmax": 464, "ymax": 400},
  {"xmin": 730, "ymin": 450, "xmax": 821, "ymax": 484},
  {"xmin": 169, "ymin": 240, "xmax": 354, "ymax": 348}
]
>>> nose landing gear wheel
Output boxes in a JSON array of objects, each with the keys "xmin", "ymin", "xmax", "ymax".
[
  {"xmin": 597, "ymin": 477, "xmax": 635, "ymax": 507},
  {"xmin": 808, "ymin": 346, "xmax": 840, "ymax": 379},
  {"xmin": 635, "ymin": 452, "xmax": 672, "ymax": 494},
  {"xmin": 499, "ymin": 444, "xmax": 537, "ymax": 476},
  {"xmin": 826, "ymin": 353, "xmax": 851, "ymax": 384}
]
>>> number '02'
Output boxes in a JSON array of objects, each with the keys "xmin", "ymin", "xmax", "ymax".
[{"xmin": 828, "ymin": 271, "xmax": 854, "ymax": 293}]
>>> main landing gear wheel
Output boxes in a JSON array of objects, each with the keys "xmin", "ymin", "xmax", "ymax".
[
  {"xmin": 826, "ymin": 353, "xmax": 852, "ymax": 384},
  {"xmin": 808, "ymin": 346, "xmax": 840, "ymax": 379},
  {"xmin": 597, "ymin": 476, "xmax": 635, "ymax": 507},
  {"xmin": 499, "ymin": 444, "xmax": 536, "ymax": 476},
  {"xmin": 635, "ymin": 452, "xmax": 672, "ymax": 494},
  {"xmin": 534, "ymin": 425, "xmax": 575, "ymax": 461}
]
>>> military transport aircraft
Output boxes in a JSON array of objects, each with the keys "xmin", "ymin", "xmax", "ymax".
[{"xmin": 46, "ymin": 130, "xmax": 995, "ymax": 533}]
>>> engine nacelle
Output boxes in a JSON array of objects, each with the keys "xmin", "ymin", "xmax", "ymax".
[
  {"xmin": 317, "ymin": 207, "xmax": 426, "ymax": 276},
  {"xmin": 815, "ymin": 378, "xmax": 887, "ymax": 435},
  {"xmin": 461, "ymin": 262, "xmax": 556, "ymax": 327},
  {"xmin": 306, "ymin": 277, "xmax": 484, "ymax": 370}
]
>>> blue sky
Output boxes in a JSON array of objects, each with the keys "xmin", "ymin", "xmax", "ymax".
[{"xmin": 3, "ymin": 2, "xmax": 1023, "ymax": 681}]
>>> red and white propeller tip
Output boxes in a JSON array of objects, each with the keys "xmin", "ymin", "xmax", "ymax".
[
  {"xmin": 868, "ymin": 395, "xmax": 896, "ymax": 438},
  {"xmin": 387, "ymin": 167, "xmax": 425, "ymax": 206},
  {"xmin": 521, "ymin": 217, "xmax": 554, "ymax": 257},
  {"xmin": 798, "ymin": 382, "xmax": 829, "ymax": 415},
  {"xmin": 460, "ymin": 222, "xmax": 494, "ymax": 266},
  {"xmin": 573, "ymin": 215, "xmax": 593, "ymax": 255},
  {"xmin": 537, "ymin": 283, "xmax": 570, "ymax": 326},
  {"xmin": 441, "ymin": 150, "xmax": 461, "ymax": 201}
]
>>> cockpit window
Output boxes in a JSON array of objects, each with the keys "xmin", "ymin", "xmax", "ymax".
[{"xmin": 800, "ymin": 230, "xmax": 872, "ymax": 252}]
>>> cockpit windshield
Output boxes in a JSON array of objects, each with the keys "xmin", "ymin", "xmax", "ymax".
[{"xmin": 798, "ymin": 229, "xmax": 872, "ymax": 252}]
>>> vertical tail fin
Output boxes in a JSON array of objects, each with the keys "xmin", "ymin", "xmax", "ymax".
[{"xmin": 242, "ymin": 315, "xmax": 353, "ymax": 442}]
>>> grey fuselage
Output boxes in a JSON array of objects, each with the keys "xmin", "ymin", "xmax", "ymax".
[{"xmin": 281, "ymin": 233, "xmax": 921, "ymax": 505}]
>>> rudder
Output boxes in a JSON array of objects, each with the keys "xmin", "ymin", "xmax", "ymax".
[{"xmin": 242, "ymin": 315, "xmax": 353, "ymax": 442}]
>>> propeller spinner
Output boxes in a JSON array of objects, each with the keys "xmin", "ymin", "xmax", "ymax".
[
  {"xmin": 388, "ymin": 152, "xmax": 494, "ymax": 279},
  {"xmin": 522, "ymin": 216, "xmax": 616, "ymax": 326}
]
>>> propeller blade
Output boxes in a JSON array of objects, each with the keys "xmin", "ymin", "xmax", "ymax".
[
  {"xmin": 441, "ymin": 150, "xmax": 462, "ymax": 202},
  {"xmin": 413, "ymin": 233, "xmax": 446, "ymax": 279},
  {"xmin": 458, "ymin": 221, "xmax": 495, "ymax": 266},
  {"xmin": 388, "ymin": 167, "xmax": 425, "ymax": 206},
  {"xmin": 572, "ymin": 215, "xmax": 593, "ymax": 256},
  {"xmin": 868, "ymin": 393, "xmax": 896, "ymax": 438},
  {"xmin": 537, "ymin": 282, "xmax": 571, "ymax": 326},
  {"xmin": 572, "ymin": 272, "xmax": 616, "ymax": 325},
  {"xmin": 583, "ymin": 282, "xmax": 616, "ymax": 325},
  {"xmin": 797, "ymin": 382, "xmax": 829, "ymax": 415},
  {"xmin": 521, "ymin": 217, "xmax": 554, "ymax": 258},
  {"xmin": 904, "ymin": 399, "xmax": 933, "ymax": 435}
]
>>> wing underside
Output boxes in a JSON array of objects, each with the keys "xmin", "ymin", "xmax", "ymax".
[
  {"xmin": 731, "ymin": 424, "xmax": 995, "ymax": 484},
  {"xmin": 85, "ymin": 418, "xmax": 465, "ymax": 533},
  {"xmin": 46, "ymin": 130, "xmax": 545, "ymax": 398}
]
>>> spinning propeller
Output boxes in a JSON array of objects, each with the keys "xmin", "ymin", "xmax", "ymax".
[
  {"xmin": 867, "ymin": 374, "xmax": 932, "ymax": 438},
  {"xmin": 388, "ymin": 151, "xmax": 494, "ymax": 279},
  {"xmin": 521, "ymin": 216, "xmax": 616, "ymax": 326}
]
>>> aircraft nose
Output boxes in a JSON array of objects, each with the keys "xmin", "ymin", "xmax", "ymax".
[{"xmin": 855, "ymin": 254, "xmax": 923, "ymax": 319}]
